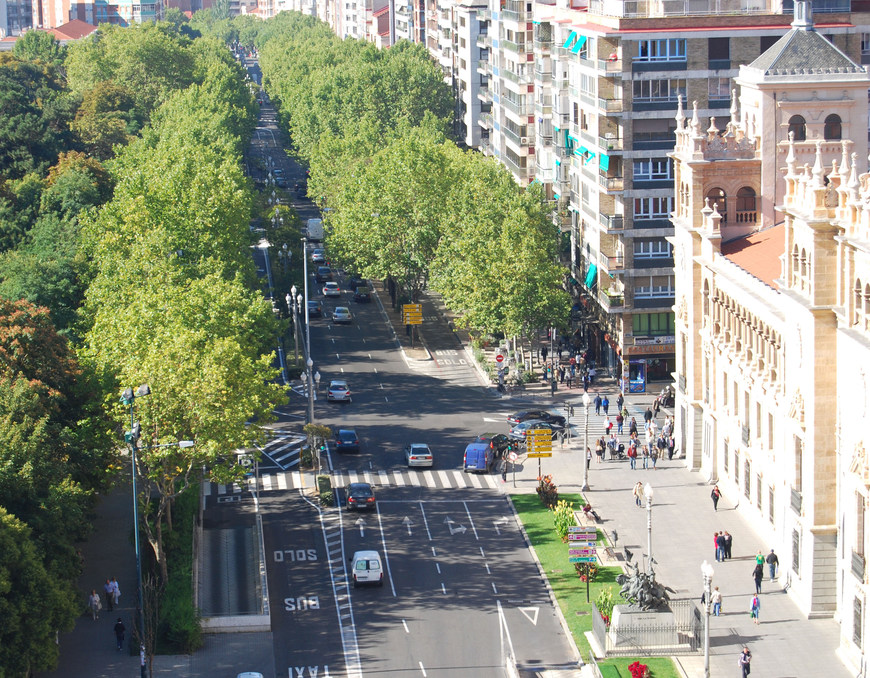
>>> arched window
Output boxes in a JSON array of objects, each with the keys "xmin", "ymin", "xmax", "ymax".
[
  {"xmin": 788, "ymin": 115, "xmax": 807, "ymax": 141},
  {"xmin": 824, "ymin": 114, "xmax": 842, "ymax": 141},
  {"xmin": 706, "ymin": 188, "xmax": 727, "ymax": 223},
  {"xmin": 736, "ymin": 187, "xmax": 757, "ymax": 223},
  {"xmin": 703, "ymin": 280, "xmax": 710, "ymax": 318},
  {"xmin": 791, "ymin": 245, "xmax": 800, "ymax": 287},
  {"xmin": 800, "ymin": 248, "xmax": 808, "ymax": 289},
  {"xmin": 865, "ymin": 283, "xmax": 870, "ymax": 330},
  {"xmin": 855, "ymin": 279, "xmax": 863, "ymax": 325}
]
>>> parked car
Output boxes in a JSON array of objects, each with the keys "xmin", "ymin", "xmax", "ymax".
[
  {"xmin": 507, "ymin": 410, "xmax": 567, "ymax": 428},
  {"xmin": 353, "ymin": 286, "xmax": 372, "ymax": 303},
  {"xmin": 332, "ymin": 307, "xmax": 352, "ymax": 324},
  {"xmin": 311, "ymin": 248, "xmax": 326, "ymax": 263},
  {"xmin": 315, "ymin": 266, "xmax": 333, "ymax": 283},
  {"xmin": 307, "ymin": 300, "xmax": 323, "ymax": 318},
  {"xmin": 350, "ymin": 550, "xmax": 384, "ymax": 587},
  {"xmin": 463, "ymin": 442, "xmax": 495, "ymax": 473},
  {"xmin": 475, "ymin": 433, "xmax": 512, "ymax": 459},
  {"xmin": 327, "ymin": 380, "xmax": 351, "ymax": 402},
  {"xmin": 404, "ymin": 443, "xmax": 433, "ymax": 468},
  {"xmin": 508, "ymin": 420, "xmax": 561, "ymax": 442},
  {"xmin": 335, "ymin": 428, "xmax": 360, "ymax": 453},
  {"xmin": 344, "ymin": 482, "xmax": 375, "ymax": 510},
  {"xmin": 323, "ymin": 282, "xmax": 341, "ymax": 297}
]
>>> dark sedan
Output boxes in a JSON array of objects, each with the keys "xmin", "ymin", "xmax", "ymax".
[
  {"xmin": 475, "ymin": 433, "xmax": 512, "ymax": 458},
  {"xmin": 344, "ymin": 482, "xmax": 375, "ymax": 511},
  {"xmin": 335, "ymin": 428, "xmax": 360, "ymax": 453},
  {"xmin": 508, "ymin": 420, "xmax": 563, "ymax": 442},
  {"xmin": 307, "ymin": 300, "xmax": 323, "ymax": 318},
  {"xmin": 507, "ymin": 410, "xmax": 567, "ymax": 428}
]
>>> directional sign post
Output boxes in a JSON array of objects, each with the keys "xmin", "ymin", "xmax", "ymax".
[
  {"xmin": 402, "ymin": 304, "xmax": 423, "ymax": 348},
  {"xmin": 567, "ymin": 527, "xmax": 598, "ymax": 602},
  {"xmin": 527, "ymin": 428, "xmax": 553, "ymax": 478}
]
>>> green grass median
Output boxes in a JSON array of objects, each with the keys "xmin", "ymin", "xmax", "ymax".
[{"xmin": 511, "ymin": 493, "xmax": 679, "ymax": 678}]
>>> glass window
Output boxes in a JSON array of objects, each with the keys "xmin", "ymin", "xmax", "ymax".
[
  {"xmin": 632, "ymin": 312, "xmax": 675, "ymax": 335},
  {"xmin": 855, "ymin": 597, "xmax": 864, "ymax": 649},
  {"xmin": 634, "ymin": 196, "xmax": 674, "ymax": 219},
  {"xmin": 824, "ymin": 114, "xmax": 842, "ymax": 140},
  {"xmin": 634, "ymin": 276, "xmax": 675, "ymax": 299},
  {"xmin": 634, "ymin": 158, "xmax": 673, "ymax": 181},
  {"xmin": 634, "ymin": 239, "xmax": 673, "ymax": 259},
  {"xmin": 789, "ymin": 115, "xmax": 807, "ymax": 142},
  {"xmin": 709, "ymin": 77, "xmax": 731, "ymax": 101},
  {"xmin": 863, "ymin": 32, "xmax": 870, "ymax": 54},
  {"xmin": 744, "ymin": 460, "xmax": 751, "ymax": 498},
  {"xmin": 736, "ymin": 187, "xmax": 756, "ymax": 212},
  {"xmin": 792, "ymin": 528, "xmax": 801, "ymax": 575},
  {"xmin": 706, "ymin": 188, "xmax": 727, "ymax": 221},
  {"xmin": 636, "ymin": 38, "xmax": 686, "ymax": 62},
  {"xmin": 633, "ymin": 79, "xmax": 687, "ymax": 102},
  {"xmin": 708, "ymin": 37, "xmax": 729, "ymax": 60}
]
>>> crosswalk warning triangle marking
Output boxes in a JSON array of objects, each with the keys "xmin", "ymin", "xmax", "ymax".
[{"xmin": 518, "ymin": 607, "xmax": 539, "ymax": 625}]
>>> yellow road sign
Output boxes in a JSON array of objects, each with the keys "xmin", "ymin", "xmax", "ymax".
[{"xmin": 527, "ymin": 452, "xmax": 553, "ymax": 458}]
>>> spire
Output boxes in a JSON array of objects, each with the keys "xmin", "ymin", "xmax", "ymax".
[
  {"xmin": 729, "ymin": 89, "xmax": 739, "ymax": 128},
  {"xmin": 675, "ymin": 95, "xmax": 685, "ymax": 130},
  {"xmin": 691, "ymin": 100, "xmax": 701, "ymax": 135},
  {"xmin": 812, "ymin": 140, "xmax": 825, "ymax": 186},
  {"xmin": 786, "ymin": 131, "xmax": 797, "ymax": 176},
  {"xmin": 707, "ymin": 117, "xmax": 719, "ymax": 136},
  {"xmin": 848, "ymin": 153, "xmax": 860, "ymax": 200},
  {"xmin": 840, "ymin": 140, "xmax": 852, "ymax": 181},
  {"xmin": 791, "ymin": 0, "xmax": 814, "ymax": 31}
]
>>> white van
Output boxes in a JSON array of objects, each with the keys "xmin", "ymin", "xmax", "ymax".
[
  {"xmin": 306, "ymin": 218, "xmax": 324, "ymax": 241},
  {"xmin": 350, "ymin": 550, "xmax": 384, "ymax": 587}
]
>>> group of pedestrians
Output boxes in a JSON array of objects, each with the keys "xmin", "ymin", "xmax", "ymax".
[{"xmin": 86, "ymin": 578, "xmax": 127, "ymax": 652}]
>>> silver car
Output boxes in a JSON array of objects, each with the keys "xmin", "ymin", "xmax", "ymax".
[
  {"xmin": 333, "ymin": 306, "xmax": 352, "ymax": 324},
  {"xmin": 327, "ymin": 380, "xmax": 351, "ymax": 402},
  {"xmin": 404, "ymin": 443, "xmax": 433, "ymax": 468}
]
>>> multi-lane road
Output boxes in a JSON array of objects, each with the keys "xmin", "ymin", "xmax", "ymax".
[{"xmin": 229, "ymin": 55, "xmax": 579, "ymax": 677}]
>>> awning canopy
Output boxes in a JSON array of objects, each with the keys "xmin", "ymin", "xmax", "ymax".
[
  {"xmin": 570, "ymin": 35, "xmax": 588, "ymax": 53},
  {"xmin": 599, "ymin": 153, "xmax": 610, "ymax": 171},
  {"xmin": 584, "ymin": 263, "xmax": 597, "ymax": 288},
  {"xmin": 562, "ymin": 31, "xmax": 577, "ymax": 49}
]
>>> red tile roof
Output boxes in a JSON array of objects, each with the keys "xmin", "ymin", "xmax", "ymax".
[
  {"xmin": 720, "ymin": 223, "xmax": 785, "ymax": 289},
  {"xmin": 49, "ymin": 19, "xmax": 97, "ymax": 40}
]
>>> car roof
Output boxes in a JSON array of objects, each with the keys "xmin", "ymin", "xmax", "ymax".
[
  {"xmin": 330, "ymin": 380, "xmax": 348, "ymax": 387},
  {"xmin": 307, "ymin": 299, "xmax": 321, "ymax": 305},
  {"xmin": 465, "ymin": 442, "xmax": 489, "ymax": 452},
  {"xmin": 347, "ymin": 482, "xmax": 372, "ymax": 492},
  {"xmin": 409, "ymin": 443, "xmax": 429, "ymax": 448},
  {"xmin": 335, "ymin": 306, "xmax": 350, "ymax": 311},
  {"xmin": 325, "ymin": 281, "xmax": 339, "ymax": 286},
  {"xmin": 317, "ymin": 265, "xmax": 331, "ymax": 271},
  {"xmin": 352, "ymin": 550, "xmax": 380, "ymax": 560},
  {"xmin": 337, "ymin": 428, "xmax": 357, "ymax": 436}
]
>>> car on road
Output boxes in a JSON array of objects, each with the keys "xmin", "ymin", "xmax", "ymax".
[
  {"xmin": 350, "ymin": 550, "xmax": 384, "ymax": 587},
  {"xmin": 327, "ymin": 380, "xmax": 351, "ymax": 402},
  {"xmin": 272, "ymin": 169, "xmax": 286, "ymax": 187},
  {"xmin": 315, "ymin": 266, "xmax": 333, "ymax": 283},
  {"xmin": 335, "ymin": 428, "xmax": 360, "ymax": 453},
  {"xmin": 307, "ymin": 300, "xmax": 323, "ymax": 318},
  {"xmin": 507, "ymin": 410, "xmax": 567, "ymax": 428},
  {"xmin": 347, "ymin": 275, "xmax": 365, "ymax": 290},
  {"xmin": 332, "ymin": 306, "xmax": 352, "ymax": 324},
  {"xmin": 463, "ymin": 442, "xmax": 495, "ymax": 473},
  {"xmin": 311, "ymin": 248, "xmax": 325, "ymax": 263},
  {"xmin": 475, "ymin": 433, "xmax": 512, "ymax": 459},
  {"xmin": 353, "ymin": 286, "xmax": 372, "ymax": 303},
  {"xmin": 344, "ymin": 482, "xmax": 375, "ymax": 510},
  {"xmin": 404, "ymin": 443, "xmax": 434, "ymax": 468},
  {"xmin": 508, "ymin": 420, "xmax": 562, "ymax": 442},
  {"xmin": 323, "ymin": 281, "xmax": 341, "ymax": 297}
]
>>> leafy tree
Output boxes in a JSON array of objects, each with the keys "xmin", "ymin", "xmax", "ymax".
[
  {"xmin": 0, "ymin": 508, "xmax": 78, "ymax": 676},
  {"xmin": 0, "ymin": 173, "xmax": 44, "ymax": 252},
  {"xmin": 12, "ymin": 29, "xmax": 65, "ymax": 67},
  {"xmin": 70, "ymin": 82, "xmax": 143, "ymax": 160}
]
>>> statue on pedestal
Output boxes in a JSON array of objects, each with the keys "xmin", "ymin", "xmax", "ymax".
[{"xmin": 616, "ymin": 561, "xmax": 674, "ymax": 610}]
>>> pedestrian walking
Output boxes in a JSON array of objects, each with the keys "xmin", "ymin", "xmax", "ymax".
[
  {"xmin": 641, "ymin": 444, "xmax": 650, "ymax": 469},
  {"xmin": 738, "ymin": 647, "xmax": 752, "ymax": 676},
  {"xmin": 711, "ymin": 587, "xmax": 722, "ymax": 616},
  {"xmin": 667, "ymin": 434, "xmax": 675, "ymax": 460},
  {"xmin": 653, "ymin": 398, "xmax": 661, "ymax": 419},
  {"xmin": 602, "ymin": 395, "xmax": 610, "ymax": 415},
  {"xmin": 103, "ymin": 578, "xmax": 114, "ymax": 612},
  {"xmin": 595, "ymin": 440, "xmax": 604, "ymax": 464},
  {"xmin": 616, "ymin": 392, "xmax": 624, "ymax": 411},
  {"xmin": 608, "ymin": 433, "xmax": 619, "ymax": 460},
  {"xmin": 629, "ymin": 417, "xmax": 638, "ymax": 436},
  {"xmin": 752, "ymin": 563, "xmax": 764, "ymax": 594},
  {"xmin": 766, "ymin": 549, "xmax": 779, "ymax": 581},
  {"xmin": 583, "ymin": 374, "xmax": 589, "ymax": 392},
  {"xmin": 541, "ymin": 346, "xmax": 548, "ymax": 363},
  {"xmin": 113, "ymin": 618, "xmax": 126, "ymax": 651},
  {"xmin": 749, "ymin": 595, "xmax": 761, "ymax": 625},
  {"xmin": 628, "ymin": 443, "xmax": 637, "ymax": 469},
  {"xmin": 616, "ymin": 412, "xmax": 624, "ymax": 434},
  {"xmin": 633, "ymin": 481, "xmax": 644, "ymax": 507},
  {"xmin": 656, "ymin": 433, "xmax": 667, "ymax": 463},
  {"xmin": 724, "ymin": 531, "xmax": 733, "ymax": 559},
  {"xmin": 711, "ymin": 485, "xmax": 721, "ymax": 511},
  {"xmin": 88, "ymin": 589, "xmax": 102, "ymax": 620},
  {"xmin": 593, "ymin": 393, "xmax": 602, "ymax": 415},
  {"xmin": 755, "ymin": 550, "xmax": 765, "ymax": 567},
  {"xmin": 586, "ymin": 447, "xmax": 592, "ymax": 470},
  {"xmin": 110, "ymin": 577, "xmax": 120, "ymax": 608},
  {"xmin": 650, "ymin": 445, "xmax": 658, "ymax": 469},
  {"xmin": 559, "ymin": 366, "xmax": 566, "ymax": 384},
  {"xmin": 589, "ymin": 366, "xmax": 596, "ymax": 383},
  {"xmin": 644, "ymin": 407, "xmax": 653, "ymax": 424},
  {"xmin": 604, "ymin": 416, "xmax": 612, "ymax": 435}
]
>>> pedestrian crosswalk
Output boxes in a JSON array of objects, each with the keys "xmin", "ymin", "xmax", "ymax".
[{"xmin": 202, "ymin": 467, "xmax": 501, "ymax": 496}]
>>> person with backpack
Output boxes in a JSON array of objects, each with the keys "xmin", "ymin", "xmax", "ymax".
[
  {"xmin": 749, "ymin": 594, "xmax": 761, "ymax": 625},
  {"xmin": 738, "ymin": 647, "xmax": 752, "ymax": 676},
  {"xmin": 627, "ymin": 442, "xmax": 637, "ymax": 470},
  {"xmin": 113, "ymin": 618, "xmax": 126, "ymax": 651}
]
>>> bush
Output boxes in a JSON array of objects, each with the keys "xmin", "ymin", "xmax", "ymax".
[
  {"xmin": 628, "ymin": 661, "xmax": 650, "ymax": 678},
  {"xmin": 300, "ymin": 445, "xmax": 314, "ymax": 468},
  {"xmin": 316, "ymin": 474, "xmax": 333, "ymax": 506},
  {"xmin": 576, "ymin": 561, "xmax": 600, "ymax": 582},
  {"xmin": 596, "ymin": 587, "xmax": 615, "ymax": 628},
  {"xmin": 536, "ymin": 474, "xmax": 558, "ymax": 508},
  {"xmin": 552, "ymin": 499, "xmax": 575, "ymax": 542}
]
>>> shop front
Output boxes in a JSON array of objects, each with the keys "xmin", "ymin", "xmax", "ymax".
[{"xmin": 622, "ymin": 338, "xmax": 675, "ymax": 393}]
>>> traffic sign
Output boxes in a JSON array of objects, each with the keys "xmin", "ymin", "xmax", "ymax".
[
  {"xmin": 569, "ymin": 548, "xmax": 597, "ymax": 556},
  {"xmin": 567, "ymin": 534, "xmax": 596, "ymax": 543},
  {"xmin": 568, "ymin": 527, "xmax": 597, "ymax": 535},
  {"xmin": 526, "ymin": 452, "xmax": 553, "ymax": 458},
  {"xmin": 495, "ymin": 354, "xmax": 504, "ymax": 363},
  {"xmin": 569, "ymin": 556, "xmax": 598, "ymax": 563},
  {"xmin": 507, "ymin": 451, "xmax": 518, "ymax": 462}
]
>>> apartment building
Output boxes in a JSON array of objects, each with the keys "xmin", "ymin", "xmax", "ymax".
[
  {"xmin": 526, "ymin": 0, "xmax": 861, "ymax": 392},
  {"xmin": 672, "ymin": 2, "xmax": 870, "ymax": 665}
]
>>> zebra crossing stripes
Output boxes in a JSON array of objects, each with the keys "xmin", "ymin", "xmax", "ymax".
[{"xmin": 203, "ymin": 467, "xmax": 500, "ymax": 496}]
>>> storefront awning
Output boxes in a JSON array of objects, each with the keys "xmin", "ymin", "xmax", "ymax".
[{"xmin": 584, "ymin": 263, "xmax": 597, "ymax": 288}]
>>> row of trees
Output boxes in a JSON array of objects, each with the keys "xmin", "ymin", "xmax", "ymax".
[
  {"xmin": 206, "ymin": 11, "xmax": 569, "ymax": 338},
  {"xmin": 0, "ymin": 19, "xmax": 284, "ymax": 674}
]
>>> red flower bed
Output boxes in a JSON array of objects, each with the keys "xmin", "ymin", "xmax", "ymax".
[{"xmin": 628, "ymin": 661, "xmax": 650, "ymax": 678}]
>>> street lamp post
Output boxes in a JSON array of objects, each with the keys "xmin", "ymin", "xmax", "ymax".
[
  {"xmin": 645, "ymin": 483, "xmax": 654, "ymax": 570},
  {"xmin": 121, "ymin": 384, "xmax": 150, "ymax": 678},
  {"xmin": 701, "ymin": 560, "xmax": 714, "ymax": 678},
  {"xmin": 582, "ymin": 391, "xmax": 591, "ymax": 491},
  {"xmin": 302, "ymin": 237, "xmax": 310, "ymax": 363},
  {"xmin": 286, "ymin": 287, "xmax": 301, "ymax": 366}
]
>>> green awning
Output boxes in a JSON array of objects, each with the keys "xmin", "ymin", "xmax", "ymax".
[
  {"xmin": 570, "ymin": 35, "xmax": 588, "ymax": 53},
  {"xmin": 584, "ymin": 264, "xmax": 598, "ymax": 288},
  {"xmin": 554, "ymin": 158, "xmax": 561, "ymax": 165},
  {"xmin": 584, "ymin": 151, "xmax": 596, "ymax": 165},
  {"xmin": 599, "ymin": 153, "xmax": 610, "ymax": 171},
  {"xmin": 575, "ymin": 145, "xmax": 587, "ymax": 157},
  {"xmin": 562, "ymin": 31, "xmax": 577, "ymax": 49}
]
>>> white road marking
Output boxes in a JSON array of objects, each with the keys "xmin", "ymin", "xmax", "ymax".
[
  {"xmin": 492, "ymin": 582, "xmax": 498, "ymax": 594},
  {"xmin": 418, "ymin": 662, "xmax": 427, "ymax": 677},
  {"xmin": 441, "ymin": 583, "xmax": 447, "ymax": 595},
  {"xmin": 277, "ymin": 473, "xmax": 288, "ymax": 490},
  {"xmin": 436, "ymin": 563, "xmax": 441, "ymax": 574},
  {"xmin": 262, "ymin": 475, "xmax": 273, "ymax": 491},
  {"xmin": 402, "ymin": 619, "xmax": 410, "ymax": 633},
  {"xmin": 464, "ymin": 502, "xmax": 480, "ymax": 540},
  {"xmin": 348, "ymin": 471, "xmax": 359, "ymax": 484},
  {"xmin": 377, "ymin": 470, "xmax": 389, "ymax": 485},
  {"xmin": 373, "ymin": 367, "xmax": 377, "ymax": 373},
  {"xmin": 479, "ymin": 547, "xmax": 486, "ymax": 558},
  {"xmin": 518, "ymin": 607, "xmax": 540, "ymax": 625},
  {"xmin": 408, "ymin": 472, "xmax": 421, "ymax": 487},
  {"xmin": 423, "ymin": 472, "xmax": 437, "ymax": 488},
  {"xmin": 485, "ymin": 562, "xmax": 491, "ymax": 575},
  {"xmin": 341, "ymin": 367, "xmax": 344, "ymax": 373},
  {"xmin": 438, "ymin": 471, "xmax": 451, "ymax": 487},
  {"xmin": 393, "ymin": 471, "xmax": 406, "ymax": 486},
  {"xmin": 369, "ymin": 354, "xmax": 373, "ymax": 360},
  {"xmin": 375, "ymin": 506, "xmax": 397, "ymax": 598},
  {"xmin": 384, "ymin": 396, "xmax": 389, "ymax": 402},
  {"xmin": 467, "ymin": 472, "xmax": 484, "ymax": 489},
  {"xmin": 420, "ymin": 503, "xmax": 433, "ymax": 540},
  {"xmin": 336, "ymin": 353, "xmax": 340, "ymax": 360}
]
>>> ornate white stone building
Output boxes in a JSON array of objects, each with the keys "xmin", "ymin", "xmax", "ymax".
[{"xmin": 672, "ymin": 1, "xmax": 870, "ymax": 667}]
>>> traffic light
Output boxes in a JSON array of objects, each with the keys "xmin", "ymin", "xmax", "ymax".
[
  {"xmin": 124, "ymin": 422, "xmax": 141, "ymax": 445},
  {"xmin": 120, "ymin": 387, "xmax": 135, "ymax": 406}
]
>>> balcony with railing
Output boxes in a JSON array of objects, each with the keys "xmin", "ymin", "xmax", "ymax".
[
  {"xmin": 501, "ymin": 96, "xmax": 532, "ymax": 116},
  {"xmin": 501, "ymin": 38, "xmax": 530, "ymax": 54},
  {"xmin": 476, "ymin": 33, "xmax": 490, "ymax": 49},
  {"xmin": 587, "ymin": 0, "xmax": 782, "ymax": 18},
  {"xmin": 478, "ymin": 88, "xmax": 492, "ymax": 103},
  {"xmin": 501, "ymin": 69, "xmax": 532, "ymax": 86},
  {"xmin": 599, "ymin": 288, "xmax": 625, "ymax": 312},
  {"xmin": 502, "ymin": 125, "xmax": 530, "ymax": 147},
  {"xmin": 599, "ymin": 135, "xmax": 623, "ymax": 151},
  {"xmin": 535, "ymin": 163, "xmax": 554, "ymax": 183},
  {"xmin": 600, "ymin": 252, "xmax": 625, "ymax": 271},
  {"xmin": 599, "ymin": 213, "xmax": 624, "ymax": 231},
  {"xmin": 479, "ymin": 112, "xmax": 492, "ymax": 129},
  {"xmin": 598, "ymin": 97, "xmax": 623, "ymax": 113},
  {"xmin": 852, "ymin": 550, "xmax": 866, "ymax": 582},
  {"xmin": 598, "ymin": 174, "xmax": 624, "ymax": 191},
  {"xmin": 502, "ymin": 153, "xmax": 531, "ymax": 179}
]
